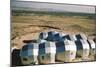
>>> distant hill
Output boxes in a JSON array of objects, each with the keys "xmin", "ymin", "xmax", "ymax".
[{"xmin": 12, "ymin": 10, "xmax": 96, "ymax": 19}]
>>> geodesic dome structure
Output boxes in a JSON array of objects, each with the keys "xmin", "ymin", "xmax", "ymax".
[
  {"xmin": 20, "ymin": 43, "xmax": 38, "ymax": 65},
  {"xmin": 20, "ymin": 31, "xmax": 96, "ymax": 65}
]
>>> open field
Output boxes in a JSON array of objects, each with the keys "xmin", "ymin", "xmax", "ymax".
[{"xmin": 11, "ymin": 11, "xmax": 96, "ymax": 48}]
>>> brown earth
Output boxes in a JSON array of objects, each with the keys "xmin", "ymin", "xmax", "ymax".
[{"xmin": 11, "ymin": 15, "xmax": 96, "ymax": 49}]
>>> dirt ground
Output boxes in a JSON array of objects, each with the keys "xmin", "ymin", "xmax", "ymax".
[{"xmin": 11, "ymin": 15, "xmax": 96, "ymax": 49}]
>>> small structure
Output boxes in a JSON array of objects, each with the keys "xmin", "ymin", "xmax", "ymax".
[
  {"xmin": 20, "ymin": 43, "xmax": 39, "ymax": 65},
  {"xmin": 46, "ymin": 31, "xmax": 61, "ymax": 41},
  {"xmin": 75, "ymin": 39, "xmax": 90, "ymax": 59},
  {"xmin": 76, "ymin": 34, "xmax": 87, "ymax": 40},
  {"xmin": 37, "ymin": 39, "xmax": 46, "ymax": 44},
  {"xmin": 56, "ymin": 40, "xmax": 77, "ymax": 62},
  {"xmin": 38, "ymin": 41, "xmax": 56, "ymax": 64},
  {"xmin": 59, "ymin": 32, "xmax": 68, "ymax": 41},
  {"xmin": 60, "ymin": 34, "xmax": 77, "ymax": 41},
  {"xmin": 87, "ymin": 39, "xmax": 96, "ymax": 55},
  {"xmin": 39, "ymin": 32, "xmax": 48, "ymax": 39},
  {"xmin": 69, "ymin": 34, "xmax": 77, "ymax": 41}
]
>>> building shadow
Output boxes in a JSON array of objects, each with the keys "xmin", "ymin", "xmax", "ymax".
[
  {"xmin": 11, "ymin": 49, "xmax": 23, "ymax": 66},
  {"xmin": 23, "ymin": 40, "xmax": 37, "ymax": 43}
]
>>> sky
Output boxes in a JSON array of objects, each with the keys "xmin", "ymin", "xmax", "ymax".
[{"xmin": 11, "ymin": 0, "xmax": 96, "ymax": 14}]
